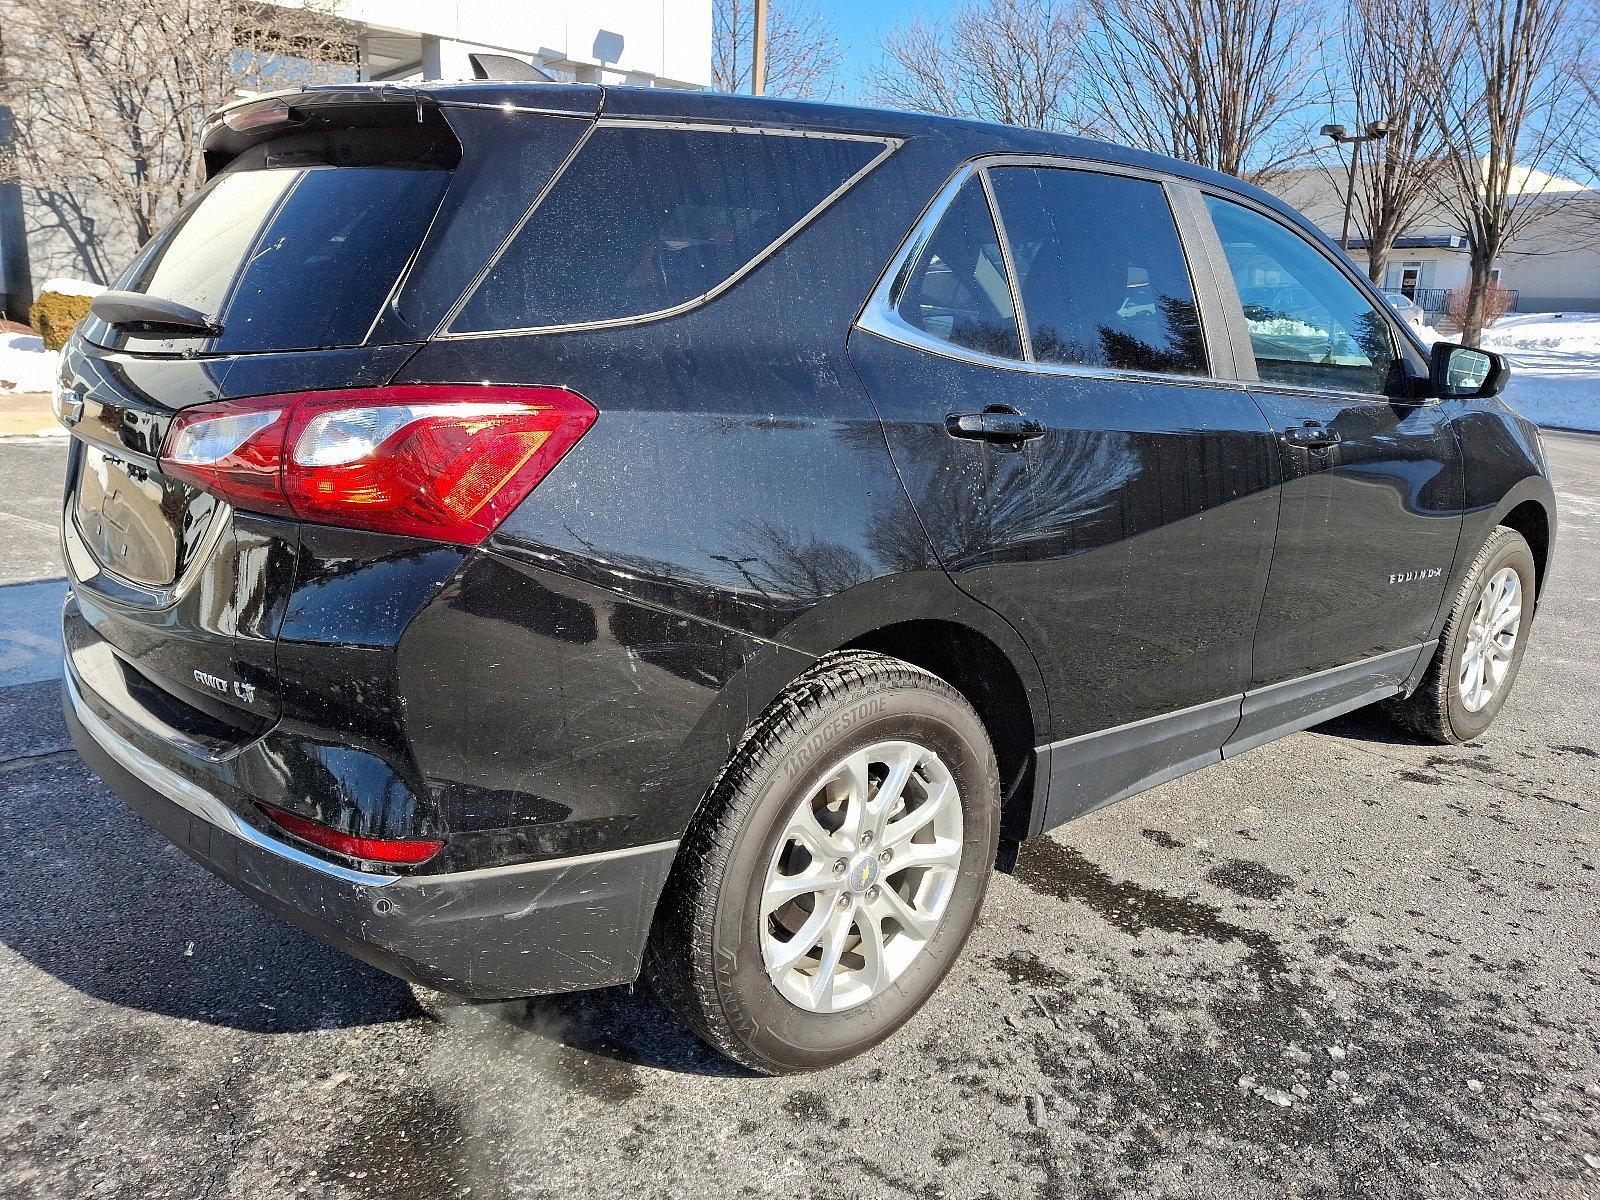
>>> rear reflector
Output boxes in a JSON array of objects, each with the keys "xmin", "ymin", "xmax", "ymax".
[
  {"xmin": 162, "ymin": 385, "xmax": 596, "ymax": 545},
  {"xmin": 258, "ymin": 803, "xmax": 445, "ymax": 866}
]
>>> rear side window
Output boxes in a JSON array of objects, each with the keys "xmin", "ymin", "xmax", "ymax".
[
  {"xmin": 115, "ymin": 166, "xmax": 451, "ymax": 354},
  {"xmin": 1205, "ymin": 197, "xmax": 1397, "ymax": 395},
  {"xmin": 452, "ymin": 125, "xmax": 890, "ymax": 333},
  {"xmin": 890, "ymin": 176, "xmax": 1023, "ymax": 360},
  {"xmin": 986, "ymin": 167, "xmax": 1207, "ymax": 376}
]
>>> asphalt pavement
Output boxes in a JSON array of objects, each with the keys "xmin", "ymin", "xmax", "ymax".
[{"xmin": 2, "ymin": 432, "xmax": 1597, "ymax": 1200}]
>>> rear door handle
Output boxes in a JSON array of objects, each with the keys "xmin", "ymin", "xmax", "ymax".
[
  {"xmin": 1282, "ymin": 423, "xmax": 1341, "ymax": 449},
  {"xmin": 946, "ymin": 410, "xmax": 1046, "ymax": 444}
]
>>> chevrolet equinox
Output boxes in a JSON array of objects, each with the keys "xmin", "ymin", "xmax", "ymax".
[{"xmin": 59, "ymin": 82, "xmax": 1555, "ymax": 1073}]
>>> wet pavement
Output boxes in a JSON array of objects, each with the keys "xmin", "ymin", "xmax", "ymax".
[{"xmin": 2, "ymin": 433, "xmax": 1598, "ymax": 1199}]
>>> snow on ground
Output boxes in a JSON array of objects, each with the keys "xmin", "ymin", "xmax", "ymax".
[
  {"xmin": 0, "ymin": 333, "xmax": 58, "ymax": 396},
  {"xmin": 38, "ymin": 278, "xmax": 106, "ymax": 299},
  {"xmin": 1482, "ymin": 313, "xmax": 1600, "ymax": 433}
]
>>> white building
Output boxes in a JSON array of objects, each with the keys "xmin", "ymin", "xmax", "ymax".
[
  {"xmin": 0, "ymin": 0, "xmax": 712, "ymax": 318},
  {"xmin": 338, "ymin": 0, "xmax": 710, "ymax": 89},
  {"xmin": 1268, "ymin": 164, "xmax": 1600, "ymax": 316}
]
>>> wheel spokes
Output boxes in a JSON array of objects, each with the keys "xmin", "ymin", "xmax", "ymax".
[
  {"xmin": 784, "ymin": 797, "xmax": 841, "ymax": 861},
  {"xmin": 809, "ymin": 903, "xmax": 854, "ymax": 1012},
  {"xmin": 761, "ymin": 740, "xmax": 963, "ymax": 1013},
  {"xmin": 870, "ymin": 883, "xmax": 941, "ymax": 941},
  {"xmin": 762, "ymin": 867, "xmax": 836, "ymax": 916},
  {"xmin": 767, "ymin": 899, "xmax": 836, "ymax": 973},
  {"xmin": 887, "ymin": 836, "xmax": 962, "ymax": 876},
  {"xmin": 855, "ymin": 905, "xmax": 889, "ymax": 996},
  {"xmin": 881, "ymin": 777, "xmax": 953, "ymax": 852}
]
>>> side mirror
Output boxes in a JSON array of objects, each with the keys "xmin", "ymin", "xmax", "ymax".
[{"xmin": 1429, "ymin": 341, "xmax": 1508, "ymax": 399}]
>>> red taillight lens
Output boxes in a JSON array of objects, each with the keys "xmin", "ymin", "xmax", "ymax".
[
  {"xmin": 163, "ymin": 385, "xmax": 596, "ymax": 545},
  {"xmin": 258, "ymin": 803, "xmax": 445, "ymax": 866}
]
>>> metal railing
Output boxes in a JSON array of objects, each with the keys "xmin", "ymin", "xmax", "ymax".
[{"xmin": 1412, "ymin": 287, "xmax": 1519, "ymax": 314}]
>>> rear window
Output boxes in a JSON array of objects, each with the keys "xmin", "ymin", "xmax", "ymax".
[
  {"xmin": 106, "ymin": 164, "xmax": 450, "ymax": 354},
  {"xmin": 450, "ymin": 124, "xmax": 891, "ymax": 334}
]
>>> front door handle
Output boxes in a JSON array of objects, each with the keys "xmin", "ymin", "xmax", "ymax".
[
  {"xmin": 946, "ymin": 410, "xmax": 1046, "ymax": 444},
  {"xmin": 1282, "ymin": 422, "xmax": 1341, "ymax": 449}
]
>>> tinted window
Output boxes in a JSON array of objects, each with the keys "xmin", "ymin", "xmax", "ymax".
[
  {"xmin": 987, "ymin": 167, "xmax": 1206, "ymax": 376},
  {"xmin": 1205, "ymin": 197, "xmax": 1396, "ymax": 395},
  {"xmin": 891, "ymin": 176, "xmax": 1022, "ymax": 360},
  {"xmin": 117, "ymin": 166, "xmax": 451, "ymax": 354},
  {"xmin": 454, "ymin": 126, "xmax": 884, "ymax": 332}
]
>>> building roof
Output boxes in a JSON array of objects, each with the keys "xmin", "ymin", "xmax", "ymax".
[{"xmin": 1344, "ymin": 234, "xmax": 1468, "ymax": 251}]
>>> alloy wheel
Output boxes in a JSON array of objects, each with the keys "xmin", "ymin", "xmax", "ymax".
[
  {"xmin": 1459, "ymin": 566, "xmax": 1522, "ymax": 713},
  {"xmin": 760, "ymin": 740, "xmax": 963, "ymax": 1013}
]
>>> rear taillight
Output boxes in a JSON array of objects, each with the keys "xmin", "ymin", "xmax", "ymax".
[
  {"xmin": 162, "ymin": 385, "xmax": 596, "ymax": 545},
  {"xmin": 258, "ymin": 803, "xmax": 445, "ymax": 866}
]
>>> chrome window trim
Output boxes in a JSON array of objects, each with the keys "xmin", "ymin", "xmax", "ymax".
[
  {"xmin": 437, "ymin": 121, "xmax": 903, "ymax": 341},
  {"xmin": 436, "ymin": 100, "xmax": 604, "ymax": 118},
  {"xmin": 976, "ymin": 166, "xmax": 1033, "ymax": 362},
  {"xmin": 855, "ymin": 156, "xmax": 1249, "ymax": 393}
]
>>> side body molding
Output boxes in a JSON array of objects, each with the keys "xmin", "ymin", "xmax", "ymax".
[{"xmin": 1035, "ymin": 643, "xmax": 1433, "ymax": 833}]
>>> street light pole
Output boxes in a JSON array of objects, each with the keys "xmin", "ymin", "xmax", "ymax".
[
  {"xmin": 752, "ymin": 0, "xmax": 768, "ymax": 96},
  {"xmin": 1321, "ymin": 120, "xmax": 1392, "ymax": 253}
]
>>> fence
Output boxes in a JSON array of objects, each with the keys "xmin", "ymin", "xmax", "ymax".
[{"xmin": 1413, "ymin": 287, "xmax": 1519, "ymax": 315}]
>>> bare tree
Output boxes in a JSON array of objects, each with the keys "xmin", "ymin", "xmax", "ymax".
[
  {"xmin": 1570, "ymin": 55, "xmax": 1600, "ymax": 196},
  {"xmin": 0, "ymin": 0, "xmax": 353, "ymax": 283},
  {"xmin": 712, "ymin": 0, "xmax": 844, "ymax": 101},
  {"xmin": 1324, "ymin": 0, "xmax": 1465, "ymax": 284},
  {"xmin": 1427, "ymin": 0, "xmax": 1586, "ymax": 344},
  {"xmin": 867, "ymin": 0, "xmax": 1083, "ymax": 131},
  {"xmin": 1077, "ymin": 0, "xmax": 1322, "ymax": 183}
]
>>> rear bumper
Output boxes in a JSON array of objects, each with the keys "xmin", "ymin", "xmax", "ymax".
[{"xmin": 64, "ymin": 667, "xmax": 678, "ymax": 999}]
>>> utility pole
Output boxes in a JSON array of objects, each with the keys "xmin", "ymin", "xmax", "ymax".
[
  {"xmin": 751, "ymin": 0, "xmax": 768, "ymax": 96},
  {"xmin": 0, "ymin": 26, "xmax": 36, "ymax": 322},
  {"xmin": 1320, "ymin": 119, "xmax": 1391, "ymax": 253}
]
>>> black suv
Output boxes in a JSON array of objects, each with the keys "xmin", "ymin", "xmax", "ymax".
[{"xmin": 59, "ymin": 83, "xmax": 1555, "ymax": 1073}]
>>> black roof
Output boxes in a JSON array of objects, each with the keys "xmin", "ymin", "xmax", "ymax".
[{"xmin": 222, "ymin": 80, "xmax": 1320, "ymax": 249}]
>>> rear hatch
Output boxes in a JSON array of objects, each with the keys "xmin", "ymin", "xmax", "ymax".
[{"xmin": 61, "ymin": 86, "xmax": 598, "ymax": 738}]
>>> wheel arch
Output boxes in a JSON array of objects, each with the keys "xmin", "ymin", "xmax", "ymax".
[
  {"xmin": 1497, "ymin": 496, "xmax": 1553, "ymax": 600},
  {"xmin": 841, "ymin": 618, "xmax": 1043, "ymax": 843}
]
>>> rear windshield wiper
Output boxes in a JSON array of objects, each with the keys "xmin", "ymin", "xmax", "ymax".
[{"xmin": 90, "ymin": 291, "xmax": 224, "ymax": 338}]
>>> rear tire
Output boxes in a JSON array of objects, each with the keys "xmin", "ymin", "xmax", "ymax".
[
  {"xmin": 645, "ymin": 651, "xmax": 1000, "ymax": 1074},
  {"xmin": 1385, "ymin": 526, "xmax": 1536, "ymax": 744}
]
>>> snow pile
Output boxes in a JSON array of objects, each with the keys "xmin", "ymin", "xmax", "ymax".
[
  {"xmin": 1482, "ymin": 313, "xmax": 1600, "ymax": 433},
  {"xmin": 0, "ymin": 331, "xmax": 59, "ymax": 395},
  {"xmin": 1484, "ymin": 311, "xmax": 1600, "ymax": 355},
  {"xmin": 38, "ymin": 277, "xmax": 107, "ymax": 299}
]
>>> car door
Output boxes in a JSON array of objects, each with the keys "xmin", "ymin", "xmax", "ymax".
[
  {"xmin": 847, "ymin": 170, "xmax": 1043, "ymax": 673},
  {"xmin": 852, "ymin": 160, "xmax": 1284, "ymax": 830},
  {"xmin": 1198, "ymin": 195, "xmax": 1463, "ymax": 752}
]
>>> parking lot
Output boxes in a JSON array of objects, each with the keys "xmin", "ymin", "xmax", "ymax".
[{"xmin": 2, "ymin": 430, "xmax": 1597, "ymax": 1200}]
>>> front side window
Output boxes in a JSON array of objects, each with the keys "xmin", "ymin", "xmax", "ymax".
[
  {"xmin": 1205, "ymin": 197, "xmax": 1397, "ymax": 395},
  {"xmin": 452, "ymin": 125, "xmax": 887, "ymax": 332},
  {"xmin": 987, "ymin": 167, "xmax": 1208, "ymax": 376},
  {"xmin": 889, "ymin": 176, "xmax": 1023, "ymax": 360}
]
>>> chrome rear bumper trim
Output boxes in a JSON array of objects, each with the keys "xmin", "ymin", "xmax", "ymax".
[{"xmin": 65, "ymin": 666, "xmax": 400, "ymax": 888}]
